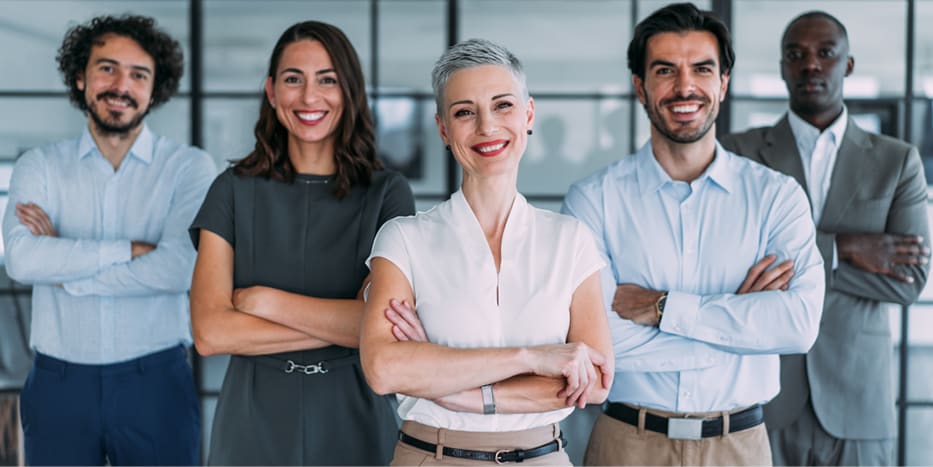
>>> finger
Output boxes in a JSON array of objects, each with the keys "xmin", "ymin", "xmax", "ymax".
[
  {"xmin": 884, "ymin": 269, "xmax": 914, "ymax": 283},
  {"xmin": 391, "ymin": 325, "xmax": 410, "ymax": 342},
  {"xmin": 749, "ymin": 260, "xmax": 793, "ymax": 291},
  {"xmin": 892, "ymin": 234, "xmax": 924, "ymax": 245},
  {"xmin": 32, "ymin": 207, "xmax": 53, "ymax": 232},
  {"xmin": 737, "ymin": 255, "xmax": 776, "ymax": 294},
  {"xmin": 600, "ymin": 361, "xmax": 613, "ymax": 389},
  {"xmin": 393, "ymin": 300, "xmax": 426, "ymax": 341},
  {"xmin": 764, "ymin": 267, "xmax": 795, "ymax": 291},
  {"xmin": 385, "ymin": 308, "xmax": 418, "ymax": 339},
  {"xmin": 586, "ymin": 347, "xmax": 607, "ymax": 368},
  {"xmin": 891, "ymin": 254, "xmax": 929, "ymax": 265}
]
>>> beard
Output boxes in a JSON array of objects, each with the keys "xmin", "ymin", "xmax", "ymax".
[
  {"xmin": 643, "ymin": 92, "xmax": 717, "ymax": 144},
  {"xmin": 85, "ymin": 91, "xmax": 149, "ymax": 135}
]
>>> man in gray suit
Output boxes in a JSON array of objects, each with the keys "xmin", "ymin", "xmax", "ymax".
[{"xmin": 721, "ymin": 11, "xmax": 930, "ymax": 466}]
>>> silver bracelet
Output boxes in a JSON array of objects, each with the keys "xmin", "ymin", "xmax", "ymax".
[{"xmin": 481, "ymin": 384, "xmax": 496, "ymax": 414}]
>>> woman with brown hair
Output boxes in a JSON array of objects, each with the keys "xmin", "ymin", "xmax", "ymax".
[{"xmin": 189, "ymin": 21, "xmax": 413, "ymax": 465}]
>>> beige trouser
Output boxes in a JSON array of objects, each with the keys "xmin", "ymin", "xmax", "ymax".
[
  {"xmin": 391, "ymin": 420, "xmax": 571, "ymax": 466},
  {"xmin": 584, "ymin": 406, "xmax": 772, "ymax": 466}
]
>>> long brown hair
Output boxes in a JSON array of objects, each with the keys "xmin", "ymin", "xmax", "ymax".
[{"xmin": 234, "ymin": 21, "xmax": 381, "ymax": 198}]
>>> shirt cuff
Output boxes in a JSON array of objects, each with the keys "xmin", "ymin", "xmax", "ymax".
[
  {"xmin": 99, "ymin": 240, "xmax": 132, "ymax": 269},
  {"xmin": 658, "ymin": 291, "xmax": 701, "ymax": 337}
]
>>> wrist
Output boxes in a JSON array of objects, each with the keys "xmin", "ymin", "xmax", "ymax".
[
  {"xmin": 654, "ymin": 291, "xmax": 668, "ymax": 324},
  {"xmin": 481, "ymin": 383, "xmax": 497, "ymax": 414}
]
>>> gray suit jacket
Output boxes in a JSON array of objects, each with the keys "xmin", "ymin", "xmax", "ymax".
[{"xmin": 720, "ymin": 116, "xmax": 930, "ymax": 440}]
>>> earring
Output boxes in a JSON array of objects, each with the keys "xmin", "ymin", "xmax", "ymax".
[
  {"xmin": 445, "ymin": 145, "xmax": 451, "ymax": 152},
  {"xmin": 527, "ymin": 129, "xmax": 533, "ymax": 135}
]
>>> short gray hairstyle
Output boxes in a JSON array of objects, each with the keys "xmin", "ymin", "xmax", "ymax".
[{"xmin": 431, "ymin": 38, "xmax": 529, "ymax": 115}]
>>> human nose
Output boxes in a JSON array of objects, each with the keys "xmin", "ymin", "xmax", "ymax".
[
  {"xmin": 802, "ymin": 52, "xmax": 822, "ymax": 73},
  {"xmin": 111, "ymin": 71, "xmax": 130, "ymax": 93},
  {"xmin": 302, "ymin": 82, "xmax": 322, "ymax": 105},
  {"xmin": 673, "ymin": 71, "xmax": 696, "ymax": 97},
  {"xmin": 476, "ymin": 109, "xmax": 498, "ymax": 135}
]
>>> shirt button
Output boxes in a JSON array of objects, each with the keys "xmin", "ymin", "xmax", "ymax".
[{"xmin": 683, "ymin": 391, "xmax": 692, "ymax": 399}]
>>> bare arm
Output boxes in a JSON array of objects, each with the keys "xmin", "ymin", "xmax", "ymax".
[
  {"xmin": 360, "ymin": 257, "xmax": 609, "ymax": 400},
  {"xmin": 380, "ymin": 269, "xmax": 613, "ymax": 412},
  {"xmin": 190, "ymin": 229, "xmax": 329, "ymax": 356},
  {"xmin": 231, "ymin": 282, "xmax": 368, "ymax": 349}
]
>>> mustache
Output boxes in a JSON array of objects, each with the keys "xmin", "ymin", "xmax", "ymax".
[
  {"xmin": 660, "ymin": 94, "xmax": 709, "ymax": 106},
  {"xmin": 95, "ymin": 91, "xmax": 138, "ymax": 109}
]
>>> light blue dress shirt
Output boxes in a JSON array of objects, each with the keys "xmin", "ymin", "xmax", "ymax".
[
  {"xmin": 562, "ymin": 141, "xmax": 824, "ymax": 413},
  {"xmin": 2, "ymin": 124, "xmax": 216, "ymax": 364}
]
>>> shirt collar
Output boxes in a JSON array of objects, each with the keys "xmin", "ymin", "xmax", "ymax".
[
  {"xmin": 635, "ymin": 140, "xmax": 735, "ymax": 196},
  {"xmin": 77, "ymin": 123, "xmax": 154, "ymax": 164},
  {"xmin": 787, "ymin": 105, "xmax": 848, "ymax": 148}
]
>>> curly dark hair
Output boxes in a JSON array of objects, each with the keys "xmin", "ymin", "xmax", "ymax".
[
  {"xmin": 57, "ymin": 15, "xmax": 183, "ymax": 111},
  {"xmin": 628, "ymin": 3, "xmax": 735, "ymax": 80},
  {"xmin": 234, "ymin": 21, "xmax": 381, "ymax": 199}
]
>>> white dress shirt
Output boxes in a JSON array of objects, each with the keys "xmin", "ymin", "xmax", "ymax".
[
  {"xmin": 368, "ymin": 189, "xmax": 605, "ymax": 431},
  {"xmin": 2, "ymin": 125, "xmax": 215, "ymax": 364},
  {"xmin": 787, "ymin": 106, "xmax": 848, "ymax": 225},
  {"xmin": 562, "ymin": 142, "xmax": 824, "ymax": 413}
]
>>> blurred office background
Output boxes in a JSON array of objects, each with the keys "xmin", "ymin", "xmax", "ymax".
[{"xmin": 1, "ymin": 0, "xmax": 933, "ymax": 465}]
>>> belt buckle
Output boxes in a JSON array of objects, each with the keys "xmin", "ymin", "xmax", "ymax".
[
  {"xmin": 667, "ymin": 417, "xmax": 703, "ymax": 440},
  {"xmin": 494, "ymin": 449, "xmax": 508, "ymax": 464}
]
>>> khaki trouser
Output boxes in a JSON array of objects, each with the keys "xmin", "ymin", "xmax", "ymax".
[
  {"xmin": 584, "ymin": 406, "xmax": 772, "ymax": 466},
  {"xmin": 391, "ymin": 420, "xmax": 571, "ymax": 466}
]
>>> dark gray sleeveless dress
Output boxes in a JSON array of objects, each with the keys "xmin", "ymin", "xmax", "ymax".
[{"xmin": 190, "ymin": 168, "xmax": 414, "ymax": 465}]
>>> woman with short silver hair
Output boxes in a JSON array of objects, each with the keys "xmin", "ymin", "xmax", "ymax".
[{"xmin": 360, "ymin": 38, "xmax": 614, "ymax": 466}]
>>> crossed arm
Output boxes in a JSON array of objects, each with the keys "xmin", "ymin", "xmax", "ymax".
[
  {"xmin": 189, "ymin": 229, "xmax": 370, "ymax": 356},
  {"xmin": 359, "ymin": 257, "xmax": 614, "ymax": 414}
]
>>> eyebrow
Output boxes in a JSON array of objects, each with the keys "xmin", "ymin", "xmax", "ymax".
[
  {"xmin": 279, "ymin": 67, "xmax": 336, "ymax": 77},
  {"xmin": 648, "ymin": 59, "xmax": 717, "ymax": 68},
  {"xmin": 447, "ymin": 93, "xmax": 516, "ymax": 110},
  {"xmin": 783, "ymin": 40, "xmax": 839, "ymax": 49},
  {"xmin": 95, "ymin": 57, "xmax": 152, "ymax": 75}
]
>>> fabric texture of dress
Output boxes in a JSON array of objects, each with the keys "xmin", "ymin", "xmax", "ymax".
[{"xmin": 190, "ymin": 167, "xmax": 414, "ymax": 465}]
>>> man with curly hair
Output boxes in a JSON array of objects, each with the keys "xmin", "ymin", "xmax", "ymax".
[{"xmin": 2, "ymin": 14, "xmax": 214, "ymax": 465}]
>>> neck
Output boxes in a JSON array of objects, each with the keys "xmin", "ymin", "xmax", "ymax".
[
  {"xmin": 650, "ymin": 127, "xmax": 718, "ymax": 182},
  {"xmin": 792, "ymin": 103, "xmax": 844, "ymax": 132},
  {"xmin": 287, "ymin": 137, "xmax": 337, "ymax": 175},
  {"xmin": 460, "ymin": 173, "xmax": 517, "ymax": 238},
  {"xmin": 88, "ymin": 120, "xmax": 143, "ymax": 171}
]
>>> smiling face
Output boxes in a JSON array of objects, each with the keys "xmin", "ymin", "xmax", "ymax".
[
  {"xmin": 264, "ymin": 39, "xmax": 344, "ymax": 156},
  {"xmin": 77, "ymin": 34, "xmax": 155, "ymax": 135},
  {"xmin": 435, "ymin": 64, "xmax": 534, "ymax": 180},
  {"xmin": 781, "ymin": 15, "xmax": 853, "ymax": 124},
  {"xmin": 634, "ymin": 30, "xmax": 729, "ymax": 146}
]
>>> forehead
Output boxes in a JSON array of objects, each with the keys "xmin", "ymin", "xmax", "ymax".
[
  {"xmin": 783, "ymin": 17, "xmax": 845, "ymax": 47},
  {"xmin": 445, "ymin": 64, "xmax": 519, "ymax": 100},
  {"xmin": 645, "ymin": 30, "xmax": 719, "ymax": 64},
  {"xmin": 278, "ymin": 39, "xmax": 333, "ymax": 70},
  {"xmin": 89, "ymin": 34, "xmax": 154, "ymax": 67}
]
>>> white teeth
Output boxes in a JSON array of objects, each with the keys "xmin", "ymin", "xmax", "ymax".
[
  {"xmin": 477, "ymin": 142, "xmax": 506, "ymax": 153},
  {"xmin": 104, "ymin": 97, "xmax": 129, "ymax": 108},
  {"xmin": 297, "ymin": 111, "xmax": 325, "ymax": 121},
  {"xmin": 672, "ymin": 104, "xmax": 699, "ymax": 113}
]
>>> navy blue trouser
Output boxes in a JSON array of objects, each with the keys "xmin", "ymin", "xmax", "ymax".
[{"xmin": 20, "ymin": 345, "xmax": 200, "ymax": 466}]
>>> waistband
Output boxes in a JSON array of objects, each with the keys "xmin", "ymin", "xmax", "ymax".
[
  {"xmin": 251, "ymin": 353, "xmax": 358, "ymax": 375},
  {"xmin": 34, "ymin": 344, "xmax": 187, "ymax": 376},
  {"xmin": 605, "ymin": 402, "xmax": 763, "ymax": 440},
  {"xmin": 400, "ymin": 420, "xmax": 564, "ymax": 454}
]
